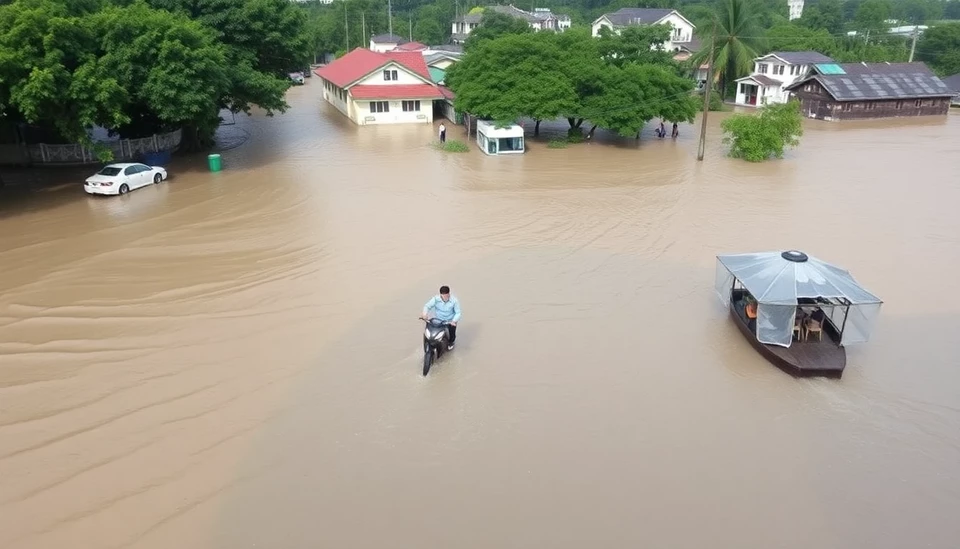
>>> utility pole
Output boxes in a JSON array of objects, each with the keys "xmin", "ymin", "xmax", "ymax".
[
  {"xmin": 697, "ymin": 22, "xmax": 717, "ymax": 162},
  {"xmin": 361, "ymin": 12, "xmax": 366, "ymax": 45},
  {"xmin": 909, "ymin": 26, "xmax": 918, "ymax": 62},
  {"xmin": 388, "ymin": 0, "xmax": 393, "ymax": 37},
  {"xmin": 344, "ymin": 0, "xmax": 349, "ymax": 51}
]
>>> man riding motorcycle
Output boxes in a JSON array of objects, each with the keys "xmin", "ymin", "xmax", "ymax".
[{"xmin": 420, "ymin": 285, "xmax": 461, "ymax": 351}]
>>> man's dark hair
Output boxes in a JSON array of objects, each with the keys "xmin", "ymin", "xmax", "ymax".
[{"xmin": 439, "ymin": 285, "xmax": 450, "ymax": 294}]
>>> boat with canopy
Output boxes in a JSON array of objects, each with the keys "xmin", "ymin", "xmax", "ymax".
[{"xmin": 715, "ymin": 250, "xmax": 883, "ymax": 378}]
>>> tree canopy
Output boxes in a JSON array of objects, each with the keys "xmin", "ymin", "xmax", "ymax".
[
  {"xmin": 0, "ymin": 0, "xmax": 308, "ymax": 156},
  {"xmin": 446, "ymin": 27, "xmax": 698, "ymax": 139},
  {"xmin": 721, "ymin": 100, "xmax": 804, "ymax": 162}
]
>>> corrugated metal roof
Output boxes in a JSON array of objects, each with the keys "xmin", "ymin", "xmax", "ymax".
[{"xmin": 786, "ymin": 62, "xmax": 952, "ymax": 101}]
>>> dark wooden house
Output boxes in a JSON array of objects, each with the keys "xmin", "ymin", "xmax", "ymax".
[{"xmin": 784, "ymin": 62, "xmax": 953, "ymax": 121}]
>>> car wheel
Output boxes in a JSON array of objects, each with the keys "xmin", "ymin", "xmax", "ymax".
[
  {"xmin": 119, "ymin": 183, "xmax": 129, "ymax": 195},
  {"xmin": 154, "ymin": 173, "xmax": 162, "ymax": 184}
]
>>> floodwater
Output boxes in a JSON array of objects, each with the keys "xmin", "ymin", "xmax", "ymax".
[{"xmin": 1, "ymin": 82, "xmax": 959, "ymax": 549}]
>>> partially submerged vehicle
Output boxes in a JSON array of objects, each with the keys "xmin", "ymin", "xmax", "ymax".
[
  {"xmin": 715, "ymin": 250, "xmax": 883, "ymax": 378},
  {"xmin": 288, "ymin": 71, "xmax": 305, "ymax": 85}
]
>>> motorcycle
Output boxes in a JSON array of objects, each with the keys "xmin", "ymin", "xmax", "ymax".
[{"xmin": 421, "ymin": 317, "xmax": 451, "ymax": 376}]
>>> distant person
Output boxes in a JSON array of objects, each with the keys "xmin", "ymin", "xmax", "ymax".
[
  {"xmin": 672, "ymin": 122, "xmax": 679, "ymax": 139},
  {"xmin": 745, "ymin": 298, "xmax": 758, "ymax": 332},
  {"xmin": 439, "ymin": 123, "xmax": 446, "ymax": 144},
  {"xmin": 658, "ymin": 120, "xmax": 666, "ymax": 139},
  {"xmin": 420, "ymin": 285, "xmax": 461, "ymax": 351}
]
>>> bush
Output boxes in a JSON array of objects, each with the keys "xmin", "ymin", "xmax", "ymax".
[
  {"xmin": 547, "ymin": 139, "xmax": 568, "ymax": 149},
  {"xmin": 566, "ymin": 127, "xmax": 585, "ymax": 143},
  {"xmin": 720, "ymin": 100, "xmax": 803, "ymax": 162},
  {"xmin": 434, "ymin": 139, "xmax": 469, "ymax": 153},
  {"xmin": 700, "ymin": 88, "xmax": 724, "ymax": 112}
]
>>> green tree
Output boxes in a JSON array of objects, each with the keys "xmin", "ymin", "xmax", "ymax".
[
  {"xmin": 597, "ymin": 24, "xmax": 676, "ymax": 69},
  {"xmin": 764, "ymin": 23, "xmax": 838, "ymax": 55},
  {"xmin": 581, "ymin": 63, "xmax": 697, "ymax": 138},
  {"xmin": 692, "ymin": 0, "xmax": 765, "ymax": 98},
  {"xmin": 721, "ymin": 100, "xmax": 803, "ymax": 162},
  {"xmin": 145, "ymin": 0, "xmax": 310, "ymax": 147},
  {"xmin": 917, "ymin": 23, "xmax": 960, "ymax": 76},
  {"xmin": 413, "ymin": 5, "xmax": 445, "ymax": 45},
  {"xmin": 799, "ymin": 0, "xmax": 844, "ymax": 35},
  {"xmin": 463, "ymin": 10, "xmax": 532, "ymax": 51},
  {"xmin": 446, "ymin": 32, "xmax": 577, "ymax": 135},
  {"xmin": 855, "ymin": 0, "xmax": 892, "ymax": 36}
]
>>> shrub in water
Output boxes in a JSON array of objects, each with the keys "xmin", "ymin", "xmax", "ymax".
[
  {"xmin": 566, "ymin": 127, "xmax": 585, "ymax": 143},
  {"xmin": 547, "ymin": 139, "xmax": 568, "ymax": 149},
  {"xmin": 435, "ymin": 139, "xmax": 469, "ymax": 153}
]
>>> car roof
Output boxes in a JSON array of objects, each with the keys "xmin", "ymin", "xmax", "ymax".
[{"xmin": 102, "ymin": 163, "xmax": 145, "ymax": 168}]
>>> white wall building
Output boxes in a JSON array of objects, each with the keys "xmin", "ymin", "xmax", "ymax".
[
  {"xmin": 476, "ymin": 121, "xmax": 525, "ymax": 156},
  {"xmin": 591, "ymin": 8, "xmax": 696, "ymax": 54},
  {"xmin": 788, "ymin": 0, "xmax": 805, "ymax": 21},
  {"xmin": 451, "ymin": 5, "xmax": 570, "ymax": 44},
  {"xmin": 315, "ymin": 48, "xmax": 444, "ymax": 126},
  {"xmin": 734, "ymin": 51, "xmax": 835, "ymax": 107}
]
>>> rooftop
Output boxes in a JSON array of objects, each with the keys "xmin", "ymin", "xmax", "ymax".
[
  {"xmin": 940, "ymin": 73, "xmax": 960, "ymax": 92},
  {"xmin": 350, "ymin": 84, "xmax": 443, "ymax": 100},
  {"xmin": 454, "ymin": 5, "xmax": 566, "ymax": 24},
  {"xmin": 738, "ymin": 74, "xmax": 782, "ymax": 87},
  {"xmin": 370, "ymin": 33, "xmax": 408, "ymax": 44},
  {"xmin": 763, "ymin": 51, "xmax": 836, "ymax": 65},
  {"xmin": 314, "ymin": 48, "xmax": 433, "ymax": 88},
  {"xmin": 786, "ymin": 62, "xmax": 953, "ymax": 101},
  {"xmin": 600, "ymin": 8, "xmax": 675, "ymax": 27}
]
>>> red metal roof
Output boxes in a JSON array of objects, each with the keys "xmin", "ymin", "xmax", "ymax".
[
  {"xmin": 313, "ymin": 48, "xmax": 433, "ymax": 89},
  {"xmin": 439, "ymin": 86, "xmax": 455, "ymax": 100},
  {"xmin": 381, "ymin": 51, "xmax": 432, "ymax": 81},
  {"xmin": 350, "ymin": 84, "xmax": 443, "ymax": 100}
]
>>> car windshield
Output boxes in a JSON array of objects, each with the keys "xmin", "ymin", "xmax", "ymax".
[{"xmin": 97, "ymin": 167, "xmax": 122, "ymax": 176}]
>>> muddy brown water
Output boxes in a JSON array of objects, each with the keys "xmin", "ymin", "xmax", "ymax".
[{"xmin": 1, "ymin": 82, "xmax": 959, "ymax": 549}]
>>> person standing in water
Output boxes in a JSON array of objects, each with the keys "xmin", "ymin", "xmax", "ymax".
[
  {"xmin": 672, "ymin": 122, "xmax": 679, "ymax": 139},
  {"xmin": 438, "ymin": 123, "xmax": 446, "ymax": 144}
]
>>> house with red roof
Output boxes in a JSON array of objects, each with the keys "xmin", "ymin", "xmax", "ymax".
[{"xmin": 314, "ymin": 47, "xmax": 445, "ymax": 126}]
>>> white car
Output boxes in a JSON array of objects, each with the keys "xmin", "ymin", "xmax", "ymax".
[{"xmin": 84, "ymin": 163, "xmax": 168, "ymax": 196}]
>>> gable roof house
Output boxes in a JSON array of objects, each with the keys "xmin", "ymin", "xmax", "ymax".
[
  {"xmin": 314, "ymin": 48, "xmax": 443, "ymax": 126},
  {"xmin": 734, "ymin": 51, "xmax": 836, "ymax": 107},
  {"xmin": 783, "ymin": 61, "xmax": 953, "ymax": 121},
  {"xmin": 590, "ymin": 8, "xmax": 696, "ymax": 55},
  {"xmin": 942, "ymin": 73, "xmax": 960, "ymax": 105},
  {"xmin": 369, "ymin": 33, "xmax": 410, "ymax": 53},
  {"xmin": 451, "ymin": 5, "xmax": 570, "ymax": 44}
]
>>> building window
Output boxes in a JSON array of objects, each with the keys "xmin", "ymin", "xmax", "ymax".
[
  {"xmin": 758, "ymin": 64, "xmax": 768, "ymax": 74},
  {"xmin": 843, "ymin": 103, "xmax": 851, "ymax": 112},
  {"xmin": 896, "ymin": 100, "xmax": 903, "ymax": 109},
  {"xmin": 402, "ymin": 100, "xmax": 421, "ymax": 112},
  {"xmin": 915, "ymin": 99, "xmax": 923, "ymax": 107},
  {"xmin": 370, "ymin": 101, "xmax": 389, "ymax": 113},
  {"xmin": 865, "ymin": 102, "xmax": 876, "ymax": 110},
  {"xmin": 383, "ymin": 69, "xmax": 398, "ymax": 81},
  {"xmin": 774, "ymin": 65, "xmax": 784, "ymax": 75}
]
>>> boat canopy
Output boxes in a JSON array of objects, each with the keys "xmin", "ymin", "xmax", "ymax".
[{"xmin": 715, "ymin": 251, "xmax": 883, "ymax": 347}]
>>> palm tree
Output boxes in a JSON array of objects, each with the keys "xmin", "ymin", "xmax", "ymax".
[{"xmin": 692, "ymin": 0, "xmax": 765, "ymax": 98}]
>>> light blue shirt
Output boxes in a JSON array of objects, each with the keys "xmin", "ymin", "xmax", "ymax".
[{"xmin": 422, "ymin": 295, "xmax": 461, "ymax": 323}]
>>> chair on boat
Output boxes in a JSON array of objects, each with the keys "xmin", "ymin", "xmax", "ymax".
[
  {"xmin": 806, "ymin": 315, "xmax": 824, "ymax": 341},
  {"xmin": 793, "ymin": 313, "xmax": 804, "ymax": 341}
]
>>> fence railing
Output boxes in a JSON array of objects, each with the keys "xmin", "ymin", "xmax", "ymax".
[{"xmin": 0, "ymin": 129, "xmax": 182, "ymax": 166}]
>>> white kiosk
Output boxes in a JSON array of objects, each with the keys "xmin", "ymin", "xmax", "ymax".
[{"xmin": 476, "ymin": 120, "xmax": 525, "ymax": 156}]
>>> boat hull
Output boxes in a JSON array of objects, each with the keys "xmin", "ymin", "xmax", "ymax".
[{"xmin": 728, "ymin": 296, "xmax": 846, "ymax": 379}]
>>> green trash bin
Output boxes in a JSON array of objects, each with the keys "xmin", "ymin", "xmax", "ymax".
[{"xmin": 207, "ymin": 153, "xmax": 222, "ymax": 172}]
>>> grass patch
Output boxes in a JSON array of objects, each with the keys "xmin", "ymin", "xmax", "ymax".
[
  {"xmin": 547, "ymin": 139, "xmax": 569, "ymax": 149},
  {"xmin": 433, "ymin": 139, "xmax": 469, "ymax": 153}
]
